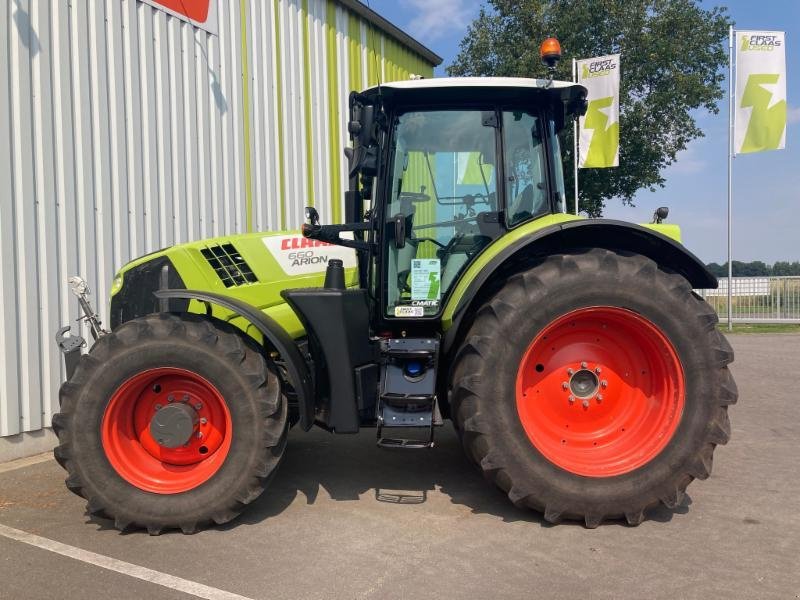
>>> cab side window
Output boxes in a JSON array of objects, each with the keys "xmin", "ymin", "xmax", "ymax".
[{"xmin": 504, "ymin": 112, "xmax": 549, "ymax": 227}]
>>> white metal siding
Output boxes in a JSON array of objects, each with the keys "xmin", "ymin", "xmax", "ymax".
[{"xmin": 0, "ymin": 0, "xmax": 434, "ymax": 440}]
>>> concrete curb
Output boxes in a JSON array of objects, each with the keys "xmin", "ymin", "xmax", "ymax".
[{"xmin": 0, "ymin": 428, "xmax": 57, "ymax": 464}]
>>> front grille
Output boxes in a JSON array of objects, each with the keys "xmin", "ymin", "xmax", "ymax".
[{"xmin": 201, "ymin": 243, "xmax": 258, "ymax": 287}]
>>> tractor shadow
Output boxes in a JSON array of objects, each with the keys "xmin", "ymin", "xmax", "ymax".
[{"xmin": 224, "ymin": 426, "xmax": 691, "ymax": 529}]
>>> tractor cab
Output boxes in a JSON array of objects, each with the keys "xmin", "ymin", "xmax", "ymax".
[
  {"xmin": 293, "ymin": 77, "xmax": 589, "ymax": 447},
  {"xmin": 304, "ymin": 77, "xmax": 589, "ymax": 328}
]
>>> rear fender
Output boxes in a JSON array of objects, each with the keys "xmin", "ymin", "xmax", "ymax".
[
  {"xmin": 154, "ymin": 290, "xmax": 315, "ymax": 430},
  {"xmin": 442, "ymin": 219, "xmax": 716, "ymax": 354}
]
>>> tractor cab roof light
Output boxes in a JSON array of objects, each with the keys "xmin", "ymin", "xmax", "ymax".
[{"xmin": 539, "ymin": 37, "xmax": 562, "ymax": 71}]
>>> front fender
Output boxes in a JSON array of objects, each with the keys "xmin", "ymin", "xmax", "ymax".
[{"xmin": 154, "ymin": 290, "xmax": 315, "ymax": 431}]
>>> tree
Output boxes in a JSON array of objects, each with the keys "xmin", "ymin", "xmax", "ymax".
[
  {"xmin": 705, "ymin": 261, "xmax": 800, "ymax": 277},
  {"xmin": 448, "ymin": 0, "xmax": 731, "ymax": 216},
  {"xmin": 706, "ymin": 262, "xmax": 726, "ymax": 278},
  {"xmin": 772, "ymin": 261, "xmax": 800, "ymax": 276},
  {"xmin": 733, "ymin": 260, "xmax": 769, "ymax": 277}
]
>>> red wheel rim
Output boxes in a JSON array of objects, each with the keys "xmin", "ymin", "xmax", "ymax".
[
  {"xmin": 101, "ymin": 368, "xmax": 232, "ymax": 494},
  {"xmin": 515, "ymin": 307, "xmax": 685, "ymax": 477}
]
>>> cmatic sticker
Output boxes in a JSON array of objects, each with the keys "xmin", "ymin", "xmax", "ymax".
[
  {"xmin": 411, "ymin": 259, "xmax": 441, "ymax": 301},
  {"xmin": 262, "ymin": 234, "xmax": 357, "ymax": 276},
  {"xmin": 395, "ymin": 305, "xmax": 424, "ymax": 318}
]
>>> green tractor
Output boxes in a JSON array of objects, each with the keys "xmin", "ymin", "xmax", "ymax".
[{"xmin": 52, "ymin": 74, "xmax": 736, "ymax": 534}]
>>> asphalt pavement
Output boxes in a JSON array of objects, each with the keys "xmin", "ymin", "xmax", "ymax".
[{"xmin": 1, "ymin": 334, "xmax": 798, "ymax": 600}]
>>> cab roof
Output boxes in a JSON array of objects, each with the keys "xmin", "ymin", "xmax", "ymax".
[
  {"xmin": 363, "ymin": 77, "xmax": 579, "ymax": 92},
  {"xmin": 360, "ymin": 77, "xmax": 587, "ymax": 109}
]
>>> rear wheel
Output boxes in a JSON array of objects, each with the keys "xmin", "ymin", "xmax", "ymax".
[
  {"xmin": 52, "ymin": 313, "xmax": 288, "ymax": 534},
  {"xmin": 450, "ymin": 249, "xmax": 737, "ymax": 527}
]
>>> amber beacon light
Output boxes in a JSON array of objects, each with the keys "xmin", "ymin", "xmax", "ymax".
[{"xmin": 539, "ymin": 37, "xmax": 562, "ymax": 70}]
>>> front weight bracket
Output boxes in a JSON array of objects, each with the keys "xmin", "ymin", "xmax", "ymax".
[{"xmin": 55, "ymin": 326, "xmax": 85, "ymax": 381}]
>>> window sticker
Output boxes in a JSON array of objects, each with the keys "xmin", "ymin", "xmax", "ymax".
[
  {"xmin": 395, "ymin": 305, "xmax": 424, "ymax": 318},
  {"xmin": 411, "ymin": 259, "xmax": 441, "ymax": 301}
]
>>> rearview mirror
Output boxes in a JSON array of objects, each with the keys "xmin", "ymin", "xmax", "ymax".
[
  {"xmin": 393, "ymin": 213, "xmax": 406, "ymax": 249},
  {"xmin": 348, "ymin": 101, "xmax": 377, "ymax": 147},
  {"xmin": 305, "ymin": 206, "xmax": 320, "ymax": 226}
]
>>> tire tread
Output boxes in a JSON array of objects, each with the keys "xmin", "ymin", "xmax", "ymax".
[
  {"xmin": 52, "ymin": 313, "xmax": 288, "ymax": 534},
  {"xmin": 450, "ymin": 248, "xmax": 738, "ymax": 527}
]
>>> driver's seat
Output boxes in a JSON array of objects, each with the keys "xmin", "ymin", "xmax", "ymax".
[
  {"xmin": 509, "ymin": 183, "xmax": 535, "ymax": 224},
  {"xmin": 509, "ymin": 183, "xmax": 548, "ymax": 225},
  {"xmin": 441, "ymin": 253, "xmax": 468, "ymax": 292}
]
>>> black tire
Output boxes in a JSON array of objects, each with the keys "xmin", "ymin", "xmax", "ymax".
[
  {"xmin": 52, "ymin": 313, "xmax": 288, "ymax": 534},
  {"xmin": 450, "ymin": 248, "xmax": 737, "ymax": 527}
]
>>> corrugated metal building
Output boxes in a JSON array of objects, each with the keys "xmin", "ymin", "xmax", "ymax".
[{"xmin": 0, "ymin": 0, "xmax": 440, "ymax": 460}]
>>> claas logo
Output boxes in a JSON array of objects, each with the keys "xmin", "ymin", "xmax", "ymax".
[
  {"xmin": 582, "ymin": 59, "xmax": 616, "ymax": 79},
  {"xmin": 152, "ymin": 0, "xmax": 211, "ymax": 23},
  {"xmin": 279, "ymin": 237, "xmax": 333, "ymax": 251},
  {"xmin": 741, "ymin": 35, "xmax": 781, "ymax": 51}
]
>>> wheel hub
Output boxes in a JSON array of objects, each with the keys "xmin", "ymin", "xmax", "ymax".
[
  {"xmin": 150, "ymin": 402, "xmax": 199, "ymax": 448},
  {"xmin": 568, "ymin": 368, "xmax": 599, "ymax": 399}
]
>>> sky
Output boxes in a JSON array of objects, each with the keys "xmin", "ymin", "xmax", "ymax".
[{"xmin": 369, "ymin": 0, "xmax": 800, "ymax": 264}]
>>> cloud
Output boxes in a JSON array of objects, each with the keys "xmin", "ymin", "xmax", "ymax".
[
  {"xmin": 400, "ymin": 0, "xmax": 477, "ymax": 42},
  {"xmin": 788, "ymin": 105, "xmax": 800, "ymax": 125},
  {"xmin": 667, "ymin": 143, "xmax": 708, "ymax": 175}
]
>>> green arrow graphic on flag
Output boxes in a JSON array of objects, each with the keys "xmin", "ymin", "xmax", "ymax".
[
  {"xmin": 459, "ymin": 152, "xmax": 494, "ymax": 185},
  {"xmin": 740, "ymin": 36, "xmax": 751, "ymax": 51},
  {"xmin": 740, "ymin": 73, "xmax": 787, "ymax": 154},
  {"xmin": 583, "ymin": 96, "xmax": 619, "ymax": 168}
]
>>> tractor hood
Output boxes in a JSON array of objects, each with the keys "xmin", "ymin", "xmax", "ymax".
[{"xmin": 109, "ymin": 230, "xmax": 359, "ymax": 337}]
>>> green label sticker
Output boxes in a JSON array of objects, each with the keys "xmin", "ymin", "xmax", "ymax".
[{"xmin": 411, "ymin": 259, "xmax": 441, "ymax": 301}]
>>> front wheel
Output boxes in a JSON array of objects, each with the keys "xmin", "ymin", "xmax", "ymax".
[
  {"xmin": 450, "ymin": 249, "xmax": 737, "ymax": 527},
  {"xmin": 52, "ymin": 313, "xmax": 288, "ymax": 534}
]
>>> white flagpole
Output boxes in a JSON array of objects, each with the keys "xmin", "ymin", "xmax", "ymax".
[
  {"xmin": 727, "ymin": 25, "xmax": 734, "ymax": 332},
  {"xmin": 573, "ymin": 58, "xmax": 579, "ymax": 214}
]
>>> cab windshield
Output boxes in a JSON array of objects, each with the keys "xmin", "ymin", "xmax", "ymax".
[{"xmin": 383, "ymin": 109, "xmax": 555, "ymax": 318}]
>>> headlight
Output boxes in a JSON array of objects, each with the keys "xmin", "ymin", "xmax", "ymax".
[{"xmin": 110, "ymin": 274, "xmax": 123, "ymax": 296}]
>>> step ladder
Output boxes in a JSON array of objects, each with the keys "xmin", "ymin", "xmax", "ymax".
[{"xmin": 376, "ymin": 338, "xmax": 441, "ymax": 449}]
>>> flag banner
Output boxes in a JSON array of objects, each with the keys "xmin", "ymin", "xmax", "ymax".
[
  {"xmin": 457, "ymin": 152, "xmax": 494, "ymax": 185},
  {"xmin": 138, "ymin": 0, "xmax": 218, "ymax": 35},
  {"xmin": 577, "ymin": 54, "xmax": 620, "ymax": 168},
  {"xmin": 735, "ymin": 31, "xmax": 786, "ymax": 154}
]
